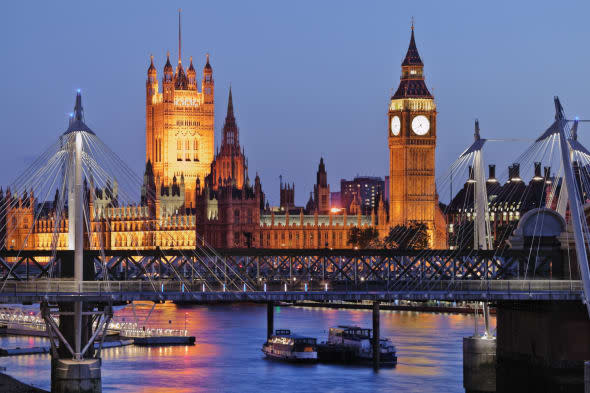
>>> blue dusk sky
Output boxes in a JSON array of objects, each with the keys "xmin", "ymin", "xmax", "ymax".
[{"xmin": 0, "ymin": 0, "xmax": 588, "ymax": 205}]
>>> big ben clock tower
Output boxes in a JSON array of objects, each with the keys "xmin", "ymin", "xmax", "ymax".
[{"xmin": 388, "ymin": 24, "xmax": 441, "ymax": 246}]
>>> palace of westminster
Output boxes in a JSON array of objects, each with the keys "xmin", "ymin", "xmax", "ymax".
[{"xmin": 0, "ymin": 24, "xmax": 554, "ymax": 252}]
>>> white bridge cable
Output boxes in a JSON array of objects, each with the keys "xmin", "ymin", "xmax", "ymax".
[
  {"xmin": 80, "ymin": 132, "xmax": 254, "ymax": 291},
  {"xmin": 0, "ymin": 148, "xmax": 67, "ymax": 292},
  {"xmin": 0, "ymin": 149, "xmax": 67, "ymax": 241}
]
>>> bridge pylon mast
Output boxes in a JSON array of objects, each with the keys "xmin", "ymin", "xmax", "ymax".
[{"xmin": 555, "ymin": 97, "xmax": 590, "ymax": 316}]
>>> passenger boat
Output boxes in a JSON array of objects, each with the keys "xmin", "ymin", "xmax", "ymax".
[
  {"xmin": 318, "ymin": 325, "xmax": 397, "ymax": 366},
  {"xmin": 262, "ymin": 329, "xmax": 318, "ymax": 363}
]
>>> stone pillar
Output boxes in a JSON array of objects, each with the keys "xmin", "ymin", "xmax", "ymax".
[
  {"xmin": 372, "ymin": 301, "xmax": 380, "ymax": 371},
  {"xmin": 267, "ymin": 302, "xmax": 274, "ymax": 339}
]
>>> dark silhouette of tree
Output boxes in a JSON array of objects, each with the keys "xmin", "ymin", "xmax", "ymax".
[
  {"xmin": 449, "ymin": 221, "xmax": 475, "ymax": 250},
  {"xmin": 383, "ymin": 222, "xmax": 429, "ymax": 249},
  {"xmin": 347, "ymin": 227, "xmax": 381, "ymax": 249}
]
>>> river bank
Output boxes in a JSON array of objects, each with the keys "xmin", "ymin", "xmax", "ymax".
[
  {"xmin": 0, "ymin": 372, "xmax": 47, "ymax": 392},
  {"xmin": 293, "ymin": 300, "xmax": 496, "ymax": 315}
]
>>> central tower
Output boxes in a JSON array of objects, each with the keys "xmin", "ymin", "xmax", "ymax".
[
  {"xmin": 145, "ymin": 12, "xmax": 214, "ymax": 208},
  {"xmin": 388, "ymin": 25, "xmax": 438, "ymax": 244}
]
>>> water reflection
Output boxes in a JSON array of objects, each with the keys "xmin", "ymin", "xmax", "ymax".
[{"xmin": 0, "ymin": 303, "xmax": 495, "ymax": 393}]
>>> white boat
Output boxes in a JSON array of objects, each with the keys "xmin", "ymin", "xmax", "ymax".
[{"xmin": 262, "ymin": 329, "xmax": 318, "ymax": 363}]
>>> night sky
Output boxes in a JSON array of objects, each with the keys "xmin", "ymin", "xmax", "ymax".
[{"xmin": 1, "ymin": 1, "xmax": 588, "ymax": 205}]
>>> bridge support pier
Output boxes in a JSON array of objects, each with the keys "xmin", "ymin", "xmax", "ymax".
[
  {"xmin": 42, "ymin": 301, "xmax": 112, "ymax": 393},
  {"xmin": 463, "ymin": 302, "xmax": 496, "ymax": 392},
  {"xmin": 496, "ymin": 300, "xmax": 590, "ymax": 392},
  {"xmin": 52, "ymin": 358, "xmax": 102, "ymax": 393},
  {"xmin": 372, "ymin": 301, "xmax": 380, "ymax": 371},
  {"xmin": 267, "ymin": 302, "xmax": 274, "ymax": 339}
]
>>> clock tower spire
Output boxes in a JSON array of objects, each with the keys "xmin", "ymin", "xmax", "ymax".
[{"xmin": 388, "ymin": 25, "xmax": 443, "ymax": 247}]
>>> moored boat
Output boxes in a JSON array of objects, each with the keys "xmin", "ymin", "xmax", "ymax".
[
  {"xmin": 318, "ymin": 325, "xmax": 397, "ymax": 366},
  {"xmin": 262, "ymin": 329, "xmax": 318, "ymax": 363}
]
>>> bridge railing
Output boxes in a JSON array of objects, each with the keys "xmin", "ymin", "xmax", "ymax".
[{"xmin": 0, "ymin": 279, "xmax": 581, "ymax": 296}]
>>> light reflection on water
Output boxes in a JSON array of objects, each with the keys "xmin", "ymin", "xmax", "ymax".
[{"xmin": 0, "ymin": 303, "xmax": 495, "ymax": 393}]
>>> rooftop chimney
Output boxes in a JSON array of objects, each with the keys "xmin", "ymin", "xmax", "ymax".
[
  {"xmin": 487, "ymin": 164, "xmax": 496, "ymax": 182},
  {"xmin": 508, "ymin": 163, "xmax": 521, "ymax": 181},
  {"xmin": 544, "ymin": 166, "xmax": 552, "ymax": 184},
  {"xmin": 533, "ymin": 162, "xmax": 542, "ymax": 180}
]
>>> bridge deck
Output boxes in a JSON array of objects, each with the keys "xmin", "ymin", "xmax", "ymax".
[{"xmin": 0, "ymin": 280, "xmax": 581, "ymax": 303}]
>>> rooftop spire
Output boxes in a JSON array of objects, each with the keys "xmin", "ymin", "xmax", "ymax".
[
  {"xmin": 402, "ymin": 23, "xmax": 423, "ymax": 67},
  {"xmin": 227, "ymin": 85, "xmax": 234, "ymax": 119},
  {"xmin": 165, "ymin": 51, "xmax": 172, "ymax": 70},
  {"xmin": 74, "ymin": 91, "xmax": 84, "ymax": 122},
  {"xmin": 391, "ymin": 24, "xmax": 432, "ymax": 99},
  {"xmin": 64, "ymin": 91, "xmax": 94, "ymax": 135},
  {"xmin": 178, "ymin": 8, "xmax": 182, "ymax": 64}
]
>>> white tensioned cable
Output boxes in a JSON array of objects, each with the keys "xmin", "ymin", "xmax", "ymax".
[
  {"xmin": 79, "ymin": 157, "xmax": 161, "ymax": 295},
  {"xmin": 0, "ymin": 149, "xmax": 67, "ymax": 238},
  {"xmin": 80, "ymin": 157, "xmax": 111, "ymax": 283},
  {"xmin": 80, "ymin": 142, "xmax": 216, "ymax": 294},
  {"xmin": 0, "ymin": 153, "xmax": 67, "ymax": 248},
  {"xmin": 42, "ymin": 143, "xmax": 72, "ymax": 286},
  {"xmin": 86, "ymin": 133, "xmax": 254, "ymax": 290},
  {"xmin": 397, "ymin": 153, "xmax": 476, "ymax": 290},
  {"xmin": 0, "ymin": 149, "xmax": 67, "ymax": 242},
  {"xmin": 515, "ymin": 133, "xmax": 557, "ymax": 278},
  {"xmin": 0, "ymin": 152, "xmax": 65, "ymax": 292},
  {"xmin": 0, "ymin": 139, "xmax": 62, "ymax": 197},
  {"xmin": 524, "ymin": 133, "xmax": 558, "ymax": 279}
]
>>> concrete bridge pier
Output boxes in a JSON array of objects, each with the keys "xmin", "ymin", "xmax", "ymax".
[
  {"xmin": 463, "ymin": 302, "xmax": 496, "ymax": 393},
  {"xmin": 42, "ymin": 301, "xmax": 112, "ymax": 393},
  {"xmin": 496, "ymin": 300, "xmax": 590, "ymax": 392},
  {"xmin": 52, "ymin": 358, "xmax": 101, "ymax": 393}
]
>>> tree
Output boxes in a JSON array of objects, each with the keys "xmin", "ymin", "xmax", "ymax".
[
  {"xmin": 347, "ymin": 227, "xmax": 381, "ymax": 249},
  {"xmin": 383, "ymin": 222, "xmax": 429, "ymax": 250}
]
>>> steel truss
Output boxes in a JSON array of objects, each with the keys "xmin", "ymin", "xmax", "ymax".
[{"xmin": 0, "ymin": 249, "xmax": 563, "ymax": 290}]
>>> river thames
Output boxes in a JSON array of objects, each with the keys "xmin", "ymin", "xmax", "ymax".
[{"xmin": 0, "ymin": 302, "xmax": 495, "ymax": 393}]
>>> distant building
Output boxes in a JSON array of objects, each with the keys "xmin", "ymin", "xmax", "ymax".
[
  {"xmin": 446, "ymin": 162, "xmax": 563, "ymax": 248},
  {"xmin": 145, "ymin": 50, "xmax": 214, "ymax": 207},
  {"xmin": 340, "ymin": 176, "xmax": 384, "ymax": 214}
]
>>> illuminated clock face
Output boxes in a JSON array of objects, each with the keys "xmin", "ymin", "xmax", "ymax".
[
  {"xmin": 390, "ymin": 116, "xmax": 401, "ymax": 136},
  {"xmin": 411, "ymin": 115, "xmax": 430, "ymax": 135}
]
